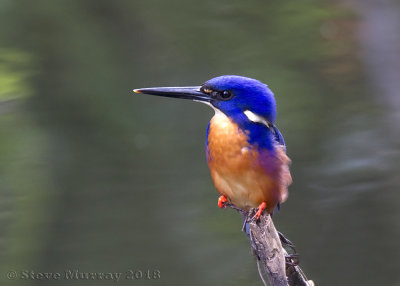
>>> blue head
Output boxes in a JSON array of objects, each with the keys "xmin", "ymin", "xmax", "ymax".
[
  {"xmin": 201, "ymin": 75, "xmax": 277, "ymax": 124},
  {"xmin": 134, "ymin": 75, "xmax": 283, "ymax": 150}
]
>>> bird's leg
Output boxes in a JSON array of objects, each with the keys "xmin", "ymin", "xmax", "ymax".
[
  {"xmin": 217, "ymin": 195, "xmax": 228, "ymax": 208},
  {"xmin": 252, "ymin": 202, "xmax": 267, "ymax": 221}
]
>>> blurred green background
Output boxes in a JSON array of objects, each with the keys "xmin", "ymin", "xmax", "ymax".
[{"xmin": 1, "ymin": 0, "xmax": 399, "ymax": 285}]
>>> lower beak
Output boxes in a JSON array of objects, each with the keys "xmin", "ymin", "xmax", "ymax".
[{"xmin": 133, "ymin": 86, "xmax": 210, "ymax": 102}]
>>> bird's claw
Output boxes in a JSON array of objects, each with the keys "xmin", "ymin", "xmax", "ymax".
[
  {"xmin": 251, "ymin": 202, "xmax": 267, "ymax": 221},
  {"xmin": 217, "ymin": 195, "xmax": 228, "ymax": 208}
]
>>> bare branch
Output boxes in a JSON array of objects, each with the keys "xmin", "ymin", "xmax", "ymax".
[{"xmin": 225, "ymin": 203, "xmax": 314, "ymax": 286}]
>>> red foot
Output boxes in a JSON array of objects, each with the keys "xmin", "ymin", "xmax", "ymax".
[
  {"xmin": 253, "ymin": 202, "xmax": 267, "ymax": 220},
  {"xmin": 217, "ymin": 195, "xmax": 228, "ymax": 208}
]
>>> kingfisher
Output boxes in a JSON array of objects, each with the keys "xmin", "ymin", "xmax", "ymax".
[{"xmin": 134, "ymin": 75, "xmax": 292, "ymax": 220}]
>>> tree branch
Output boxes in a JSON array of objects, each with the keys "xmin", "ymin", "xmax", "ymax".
[{"xmin": 225, "ymin": 203, "xmax": 314, "ymax": 286}]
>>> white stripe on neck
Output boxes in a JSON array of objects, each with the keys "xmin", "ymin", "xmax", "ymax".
[{"xmin": 244, "ymin": 110, "xmax": 271, "ymax": 127}]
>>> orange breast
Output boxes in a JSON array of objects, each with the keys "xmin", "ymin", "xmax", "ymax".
[{"xmin": 207, "ymin": 112, "xmax": 291, "ymax": 212}]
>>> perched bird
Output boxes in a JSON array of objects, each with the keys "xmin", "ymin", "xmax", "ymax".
[{"xmin": 134, "ymin": 75, "xmax": 292, "ymax": 219}]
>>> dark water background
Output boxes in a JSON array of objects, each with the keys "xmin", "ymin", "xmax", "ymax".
[{"xmin": 0, "ymin": 0, "xmax": 399, "ymax": 285}]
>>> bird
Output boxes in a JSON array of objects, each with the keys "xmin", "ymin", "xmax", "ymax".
[{"xmin": 134, "ymin": 75, "xmax": 292, "ymax": 220}]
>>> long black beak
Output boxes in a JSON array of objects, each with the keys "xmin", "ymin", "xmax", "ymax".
[{"xmin": 133, "ymin": 86, "xmax": 210, "ymax": 102}]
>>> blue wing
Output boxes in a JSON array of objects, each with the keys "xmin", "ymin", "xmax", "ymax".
[
  {"xmin": 270, "ymin": 124, "xmax": 287, "ymax": 212},
  {"xmin": 271, "ymin": 124, "xmax": 286, "ymax": 153}
]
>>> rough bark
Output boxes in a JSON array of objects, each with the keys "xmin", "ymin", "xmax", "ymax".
[{"xmin": 225, "ymin": 203, "xmax": 314, "ymax": 286}]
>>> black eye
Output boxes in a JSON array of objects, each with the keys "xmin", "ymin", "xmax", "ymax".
[{"xmin": 220, "ymin": 90, "xmax": 232, "ymax": 100}]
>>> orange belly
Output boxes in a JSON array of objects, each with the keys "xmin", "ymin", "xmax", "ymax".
[{"xmin": 207, "ymin": 112, "xmax": 291, "ymax": 212}]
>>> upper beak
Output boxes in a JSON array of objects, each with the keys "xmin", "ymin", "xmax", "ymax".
[{"xmin": 133, "ymin": 86, "xmax": 210, "ymax": 102}]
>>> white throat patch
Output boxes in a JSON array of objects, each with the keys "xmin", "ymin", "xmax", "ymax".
[
  {"xmin": 244, "ymin": 110, "xmax": 271, "ymax": 128},
  {"xmin": 196, "ymin": 101, "xmax": 224, "ymax": 115}
]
